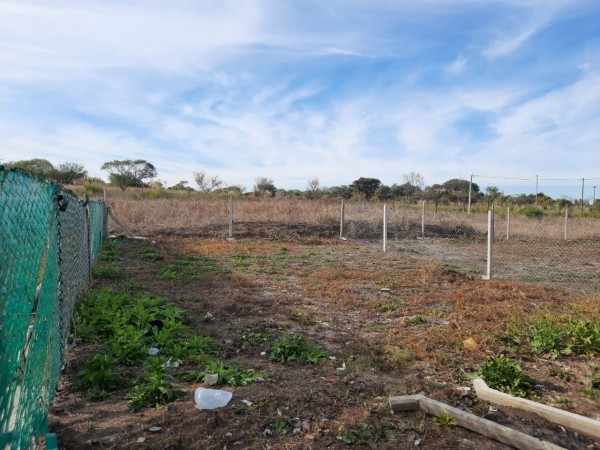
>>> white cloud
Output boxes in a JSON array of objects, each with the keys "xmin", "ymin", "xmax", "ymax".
[{"xmin": 446, "ymin": 55, "xmax": 467, "ymax": 74}]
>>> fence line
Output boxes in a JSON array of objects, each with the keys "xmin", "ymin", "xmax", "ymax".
[{"xmin": 0, "ymin": 167, "xmax": 106, "ymax": 449}]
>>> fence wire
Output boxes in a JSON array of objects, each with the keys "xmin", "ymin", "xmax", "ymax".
[{"xmin": 0, "ymin": 167, "xmax": 106, "ymax": 449}]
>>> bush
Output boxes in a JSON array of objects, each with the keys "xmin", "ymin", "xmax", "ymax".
[
  {"xmin": 480, "ymin": 355, "xmax": 536, "ymax": 397},
  {"xmin": 520, "ymin": 206, "xmax": 544, "ymax": 219}
]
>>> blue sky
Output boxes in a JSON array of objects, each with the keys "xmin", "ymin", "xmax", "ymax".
[{"xmin": 0, "ymin": 0, "xmax": 599, "ymax": 200}]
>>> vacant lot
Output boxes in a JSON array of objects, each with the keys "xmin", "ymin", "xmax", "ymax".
[{"xmin": 49, "ymin": 234, "xmax": 599, "ymax": 449}]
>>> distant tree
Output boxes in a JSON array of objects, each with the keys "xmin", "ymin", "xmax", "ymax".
[
  {"xmin": 375, "ymin": 185, "xmax": 393, "ymax": 200},
  {"xmin": 483, "ymin": 186, "xmax": 502, "ymax": 208},
  {"xmin": 194, "ymin": 170, "xmax": 224, "ymax": 193},
  {"xmin": 101, "ymin": 159, "xmax": 157, "ymax": 191},
  {"xmin": 324, "ymin": 185, "xmax": 353, "ymax": 199},
  {"xmin": 441, "ymin": 178, "xmax": 479, "ymax": 209},
  {"xmin": 253, "ymin": 177, "xmax": 276, "ymax": 197},
  {"xmin": 306, "ymin": 178, "xmax": 321, "ymax": 200},
  {"xmin": 351, "ymin": 177, "xmax": 381, "ymax": 200},
  {"xmin": 8, "ymin": 158, "xmax": 55, "ymax": 177},
  {"xmin": 168, "ymin": 180, "xmax": 194, "ymax": 192},
  {"xmin": 402, "ymin": 172, "xmax": 425, "ymax": 189},
  {"xmin": 391, "ymin": 182, "xmax": 423, "ymax": 202},
  {"xmin": 51, "ymin": 162, "xmax": 87, "ymax": 184}
]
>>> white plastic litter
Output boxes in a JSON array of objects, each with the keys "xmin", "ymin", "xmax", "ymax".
[
  {"xmin": 204, "ymin": 374, "xmax": 219, "ymax": 385},
  {"xmin": 148, "ymin": 347, "xmax": 159, "ymax": 356},
  {"xmin": 194, "ymin": 387, "xmax": 232, "ymax": 410}
]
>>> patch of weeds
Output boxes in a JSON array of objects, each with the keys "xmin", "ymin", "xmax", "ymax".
[
  {"xmin": 98, "ymin": 241, "xmax": 122, "ymax": 261},
  {"xmin": 389, "ymin": 348, "xmax": 413, "ymax": 367},
  {"xmin": 123, "ymin": 280, "xmax": 143, "ymax": 291},
  {"xmin": 374, "ymin": 278, "xmax": 400, "ymax": 289},
  {"xmin": 181, "ymin": 360, "xmax": 261, "ymax": 387},
  {"xmin": 237, "ymin": 331, "xmax": 272, "ymax": 346},
  {"xmin": 127, "ymin": 357, "xmax": 185, "ymax": 412},
  {"xmin": 269, "ymin": 332, "xmax": 328, "ymax": 364},
  {"xmin": 433, "ymin": 411, "xmax": 456, "ymax": 426},
  {"xmin": 158, "ymin": 260, "xmax": 200, "ymax": 280},
  {"xmin": 590, "ymin": 367, "xmax": 600, "ymax": 389},
  {"xmin": 92, "ymin": 264, "xmax": 124, "ymax": 279},
  {"xmin": 407, "ymin": 315, "xmax": 426, "ymax": 325},
  {"xmin": 231, "ymin": 253, "xmax": 251, "ymax": 267},
  {"xmin": 337, "ymin": 421, "xmax": 398, "ymax": 447},
  {"xmin": 78, "ymin": 354, "xmax": 121, "ymax": 400},
  {"xmin": 139, "ymin": 248, "xmax": 163, "ymax": 261},
  {"xmin": 377, "ymin": 302, "xmax": 400, "ymax": 313},
  {"xmin": 290, "ymin": 311, "xmax": 312, "ymax": 324},
  {"xmin": 109, "ymin": 325, "xmax": 148, "ymax": 365},
  {"xmin": 508, "ymin": 314, "xmax": 600, "ymax": 357},
  {"xmin": 272, "ymin": 417, "xmax": 291, "ymax": 434},
  {"xmin": 480, "ymin": 355, "xmax": 536, "ymax": 398}
]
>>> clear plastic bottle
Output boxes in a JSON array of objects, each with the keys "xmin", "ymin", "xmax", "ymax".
[{"xmin": 194, "ymin": 387, "xmax": 232, "ymax": 410}]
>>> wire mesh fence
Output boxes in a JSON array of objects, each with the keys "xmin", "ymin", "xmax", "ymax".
[{"xmin": 0, "ymin": 167, "xmax": 106, "ymax": 449}]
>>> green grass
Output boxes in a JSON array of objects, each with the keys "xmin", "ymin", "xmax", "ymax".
[
  {"xmin": 158, "ymin": 256, "xmax": 231, "ymax": 280},
  {"xmin": 92, "ymin": 264, "xmax": 125, "ymax": 279},
  {"xmin": 139, "ymin": 248, "xmax": 163, "ymax": 261},
  {"xmin": 78, "ymin": 354, "xmax": 121, "ymax": 400}
]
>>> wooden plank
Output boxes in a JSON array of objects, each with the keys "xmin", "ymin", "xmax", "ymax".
[
  {"xmin": 108, "ymin": 208, "xmax": 135, "ymax": 236},
  {"xmin": 389, "ymin": 394, "xmax": 565, "ymax": 450},
  {"xmin": 473, "ymin": 378, "xmax": 600, "ymax": 441}
]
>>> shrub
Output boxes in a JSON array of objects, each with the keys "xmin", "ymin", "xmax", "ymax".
[
  {"xmin": 480, "ymin": 355, "xmax": 536, "ymax": 397},
  {"xmin": 78, "ymin": 354, "xmax": 120, "ymax": 400},
  {"xmin": 520, "ymin": 206, "xmax": 544, "ymax": 219},
  {"xmin": 127, "ymin": 358, "xmax": 185, "ymax": 412}
]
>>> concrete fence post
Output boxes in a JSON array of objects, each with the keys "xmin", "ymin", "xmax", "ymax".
[
  {"xmin": 228, "ymin": 196, "xmax": 233, "ymax": 239},
  {"xmin": 564, "ymin": 208, "xmax": 568, "ymax": 240},
  {"xmin": 340, "ymin": 199, "xmax": 345, "ymax": 239},
  {"xmin": 383, "ymin": 203, "xmax": 387, "ymax": 253},
  {"xmin": 506, "ymin": 207, "xmax": 510, "ymax": 241},
  {"xmin": 483, "ymin": 209, "xmax": 494, "ymax": 280},
  {"xmin": 421, "ymin": 200, "xmax": 425, "ymax": 238}
]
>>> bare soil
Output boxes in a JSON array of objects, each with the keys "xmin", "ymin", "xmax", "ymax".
[{"xmin": 49, "ymin": 231, "xmax": 600, "ymax": 449}]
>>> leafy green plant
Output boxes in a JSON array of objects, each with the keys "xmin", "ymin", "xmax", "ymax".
[
  {"xmin": 78, "ymin": 354, "xmax": 121, "ymax": 400},
  {"xmin": 181, "ymin": 360, "xmax": 260, "ymax": 386},
  {"xmin": 434, "ymin": 411, "xmax": 456, "ymax": 426},
  {"xmin": 98, "ymin": 242, "xmax": 122, "ymax": 261},
  {"xmin": 407, "ymin": 315, "xmax": 425, "ymax": 325},
  {"xmin": 566, "ymin": 320, "xmax": 600, "ymax": 356},
  {"xmin": 127, "ymin": 358, "xmax": 185, "ymax": 412},
  {"xmin": 528, "ymin": 316, "xmax": 566, "ymax": 357},
  {"xmin": 480, "ymin": 355, "xmax": 536, "ymax": 398},
  {"xmin": 92, "ymin": 264, "xmax": 124, "ymax": 279},
  {"xmin": 269, "ymin": 332, "xmax": 328, "ymax": 364},
  {"xmin": 377, "ymin": 302, "xmax": 400, "ymax": 313},
  {"xmin": 337, "ymin": 421, "xmax": 397, "ymax": 447},
  {"xmin": 139, "ymin": 248, "xmax": 163, "ymax": 261}
]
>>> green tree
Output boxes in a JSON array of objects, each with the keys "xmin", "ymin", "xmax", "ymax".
[
  {"xmin": 101, "ymin": 159, "xmax": 157, "ymax": 191},
  {"xmin": 441, "ymin": 178, "xmax": 480, "ymax": 208},
  {"xmin": 483, "ymin": 186, "xmax": 502, "ymax": 208},
  {"xmin": 168, "ymin": 181, "xmax": 194, "ymax": 192},
  {"xmin": 351, "ymin": 177, "xmax": 381, "ymax": 200},
  {"xmin": 7, "ymin": 158, "xmax": 55, "ymax": 177},
  {"xmin": 52, "ymin": 162, "xmax": 88, "ymax": 184}
]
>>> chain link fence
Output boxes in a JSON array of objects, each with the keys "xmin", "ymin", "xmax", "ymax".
[{"xmin": 0, "ymin": 167, "xmax": 106, "ymax": 449}]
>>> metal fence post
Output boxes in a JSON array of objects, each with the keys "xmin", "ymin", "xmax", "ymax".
[
  {"xmin": 84, "ymin": 194, "xmax": 92, "ymax": 280},
  {"xmin": 483, "ymin": 209, "xmax": 494, "ymax": 280},
  {"xmin": 340, "ymin": 198, "xmax": 345, "ymax": 239}
]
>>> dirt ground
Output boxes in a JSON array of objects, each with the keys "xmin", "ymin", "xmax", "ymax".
[{"xmin": 49, "ymin": 232, "xmax": 600, "ymax": 449}]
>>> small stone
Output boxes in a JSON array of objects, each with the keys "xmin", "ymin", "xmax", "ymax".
[
  {"xmin": 137, "ymin": 437, "xmax": 146, "ymax": 443},
  {"xmin": 414, "ymin": 438, "xmax": 422, "ymax": 446},
  {"xmin": 255, "ymin": 377, "xmax": 265, "ymax": 383},
  {"xmin": 293, "ymin": 428, "xmax": 301, "ymax": 435},
  {"xmin": 241, "ymin": 400, "xmax": 253, "ymax": 406},
  {"xmin": 148, "ymin": 426, "xmax": 162, "ymax": 433},
  {"xmin": 462, "ymin": 338, "xmax": 479, "ymax": 352},
  {"xmin": 224, "ymin": 432, "xmax": 233, "ymax": 437},
  {"xmin": 263, "ymin": 428, "xmax": 273, "ymax": 437}
]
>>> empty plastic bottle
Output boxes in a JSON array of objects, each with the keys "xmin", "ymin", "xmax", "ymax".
[{"xmin": 194, "ymin": 387, "xmax": 232, "ymax": 410}]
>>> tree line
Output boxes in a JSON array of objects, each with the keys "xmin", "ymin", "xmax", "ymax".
[{"xmin": 2, "ymin": 158, "xmax": 590, "ymax": 208}]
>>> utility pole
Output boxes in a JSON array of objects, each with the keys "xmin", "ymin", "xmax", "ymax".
[{"xmin": 581, "ymin": 178, "xmax": 585, "ymax": 217}]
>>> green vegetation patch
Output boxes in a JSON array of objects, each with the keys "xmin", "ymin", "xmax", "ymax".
[
  {"xmin": 92, "ymin": 264, "xmax": 125, "ymax": 279},
  {"xmin": 480, "ymin": 355, "xmax": 536, "ymax": 398},
  {"xmin": 337, "ymin": 420, "xmax": 398, "ymax": 447},
  {"xmin": 269, "ymin": 332, "xmax": 329, "ymax": 364},
  {"xmin": 158, "ymin": 256, "xmax": 231, "ymax": 280},
  {"xmin": 139, "ymin": 248, "xmax": 163, "ymax": 261}
]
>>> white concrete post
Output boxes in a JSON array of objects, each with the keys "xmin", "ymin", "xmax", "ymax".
[
  {"xmin": 421, "ymin": 200, "xmax": 426, "ymax": 238},
  {"xmin": 340, "ymin": 199, "xmax": 345, "ymax": 239},
  {"xmin": 506, "ymin": 207, "xmax": 510, "ymax": 240},
  {"xmin": 564, "ymin": 208, "xmax": 568, "ymax": 240},
  {"xmin": 228, "ymin": 196, "xmax": 233, "ymax": 239},
  {"xmin": 483, "ymin": 209, "xmax": 494, "ymax": 280},
  {"xmin": 383, "ymin": 203, "xmax": 387, "ymax": 252}
]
